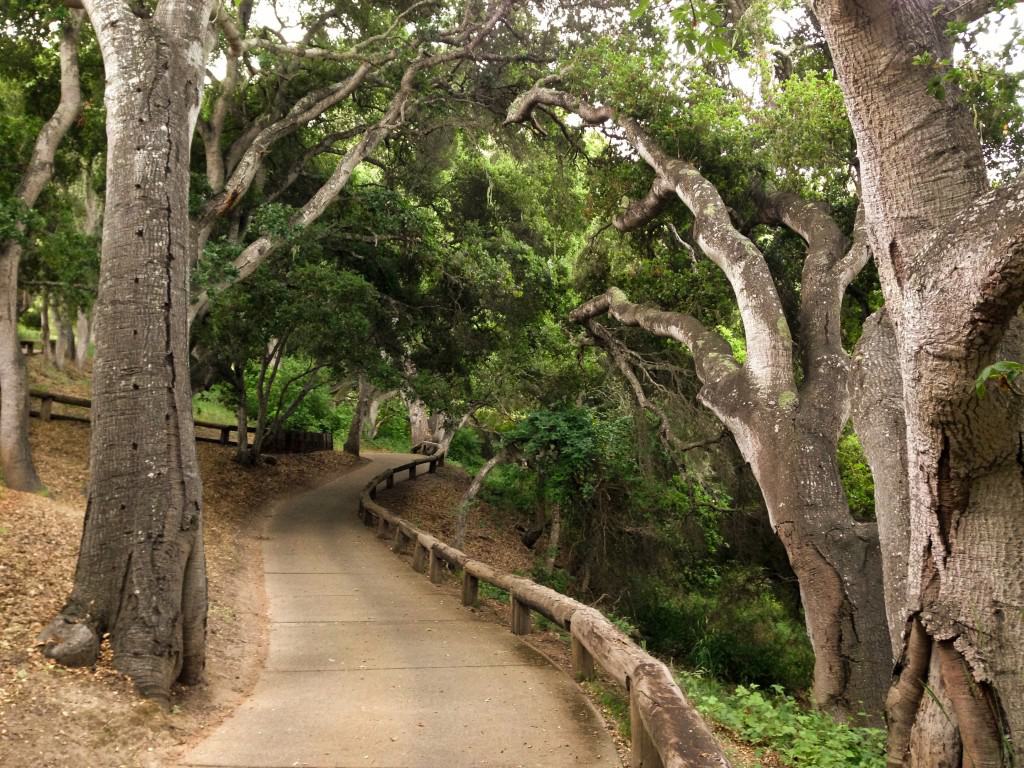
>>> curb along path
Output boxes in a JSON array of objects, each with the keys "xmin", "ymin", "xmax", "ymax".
[{"xmin": 183, "ymin": 452, "xmax": 620, "ymax": 768}]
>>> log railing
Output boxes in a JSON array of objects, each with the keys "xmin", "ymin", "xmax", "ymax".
[
  {"xmin": 27, "ymin": 389, "xmax": 333, "ymax": 452},
  {"xmin": 358, "ymin": 455, "xmax": 731, "ymax": 768}
]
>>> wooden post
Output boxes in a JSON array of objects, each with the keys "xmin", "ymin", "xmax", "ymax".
[
  {"xmin": 438, "ymin": 453, "xmax": 445, "ymax": 467},
  {"xmin": 219, "ymin": 427, "xmax": 229, "ymax": 445},
  {"xmin": 428, "ymin": 459, "xmax": 437, "ymax": 474},
  {"xmin": 376, "ymin": 514, "xmax": 388, "ymax": 538},
  {"xmin": 412, "ymin": 541, "xmax": 428, "ymax": 573},
  {"xmin": 40, "ymin": 396, "xmax": 53, "ymax": 422},
  {"xmin": 429, "ymin": 549, "xmax": 444, "ymax": 584},
  {"xmin": 462, "ymin": 573, "xmax": 479, "ymax": 606},
  {"xmin": 386, "ymin": 473, "xmax": 395, "ymax": 489},
  {"xmin": 370, "ymin": 485, "xmax": 377, "ymax": 500},
  {"xmin": 392, "ymin": 527, "xmax": 409, "ymax": 554},
  {"xmin": 571, "ymin": 636, "xmax": 595, "ymax": 681},
  {"xmin": 511, "ymin": 596, "xmax": 532, "ymax": 635},
  {"xmin": 629, "ymin": 685, "xmax": 663, "ymax": 768},
  {"xmin": 409, "ymin": 464, "xmax": 417, "ymax": 480}
]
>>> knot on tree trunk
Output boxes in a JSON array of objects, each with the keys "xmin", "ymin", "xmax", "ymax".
[{"xmin": 37, "ymin": 617, "xmax": 99, "ymax": 667}]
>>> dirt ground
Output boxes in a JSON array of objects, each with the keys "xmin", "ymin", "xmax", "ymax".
[
  {"xmin": 0, "ymin": 371, "xmax": 361, "ymax": 768},
  {"xmin": 374, "ymin": 466, "xmax": 773, "ymax": 768}
]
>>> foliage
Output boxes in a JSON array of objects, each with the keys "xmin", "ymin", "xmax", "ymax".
[
  {"xmin": 446, "ymin": 428, "xmax": 487, "ymax": 474},
  {"xmin": 976, "ymin": 360, "xmax": 1024, "ymax": 398},
  {"xmin": 679, "ymin": 672, "xmax": 886, "ymax": 767},
  {"xmin": 631, "ymin": 567, "xmax": 813, "ymax": 691},
  {"xmin": 836, "ymin": 427, "xmax": 875, "ymax": 521}
]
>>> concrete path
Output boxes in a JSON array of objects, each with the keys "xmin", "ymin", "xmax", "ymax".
[{"xmin": 183, "ymin": 453, "xmax": 619, "ymax": 768}]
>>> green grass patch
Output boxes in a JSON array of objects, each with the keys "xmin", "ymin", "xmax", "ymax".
[
  {"xmin": 582, "ymin": 680, "xmax": 630, "ymax": 741},
  {"xmin": 478, "ymin": 581, "xmax": 509, "ymax": 603},
  {"xmin": 677, "ymin": 671, "xmax": 885, "ymax": 767},
  {"xmin": 192, "ymin": 391, "xmax": 237, "ymax": 424}
]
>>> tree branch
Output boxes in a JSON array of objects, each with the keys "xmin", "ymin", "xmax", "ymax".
[{"xmin": 509, "ymin": 87, "xmax": 793, "ymax": 396}]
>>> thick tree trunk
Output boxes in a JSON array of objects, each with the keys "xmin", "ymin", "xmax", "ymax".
[
  {"xmin": 815, "ymin": 1, "xmax": 1024, "ymax": 762},
  {"xmin": 736, "ymin": 409, "xmax": 892, "ymax": 719},
  {"xmin": 40, "ymin": 0, "xmax": 212, "ymax": 700}
]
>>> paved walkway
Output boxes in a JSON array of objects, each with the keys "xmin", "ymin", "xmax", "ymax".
[{"xmin": 183, "ymin": 453, "xmax": 619, "ymax": 768}]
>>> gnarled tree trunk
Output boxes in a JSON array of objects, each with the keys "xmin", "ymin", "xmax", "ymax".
[{"xmin": 40, "ymin": 0, "xmax": 213, "ymax": 701}]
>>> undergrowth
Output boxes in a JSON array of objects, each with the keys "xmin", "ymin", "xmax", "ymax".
[{"xmin": 677, "ymin": 672, "xmax": 886, "ymax": 768}]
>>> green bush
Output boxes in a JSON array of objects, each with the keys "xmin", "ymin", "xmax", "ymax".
[
  {"xmin": 632, "ymin": 567, "xmax": 814, "ymax": 692},
  {"xmin": 679, "ymin": 672, "xmax": 885, "ymax": 767}
]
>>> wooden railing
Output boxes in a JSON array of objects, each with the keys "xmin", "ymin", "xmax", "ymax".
[
  {"xmin": 358, "ymin": 455, "xmax": 731, "ymax": 768},
  {"xmin": 27, "ymin": 389, "xmax": 333, "ymax": 453}
]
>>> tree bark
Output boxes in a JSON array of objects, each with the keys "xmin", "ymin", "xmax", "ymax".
[
  {"xmin": 455, "ymin": 450, "xmax": 506, "ymax": 548},
  {"xmin": 40, "ymin": 0, "xmax": 214, "ymax": 701},
  {"xmin": 814, "ymin": 1, "xmax": 1024, "ymax": 761},
  {"xmin": 0, "ymin": 12, "xmax": 83, "ymax": 491}
]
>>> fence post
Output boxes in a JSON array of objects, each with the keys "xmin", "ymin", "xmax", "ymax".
[
  {"xmin": 40, "ymin": 396, "xmax": 53, "ymax": 422},
  {"xmin": 392, "ymin": 527, "xmax": 409, "ymax": 554},
  {"xmin": 412, "ymin": 541, "xmax": 428, "ymax": 573},
  {"xmin": 429, "ymin": 549, "xmax": 444, "ymax": 584},
  {"xmin": 386, "ymin": 472, "xmax": 395, "ymax": 489},
  {"xmin": 571, "ymin": 635, "xmax": 595, "ymax": 681},
  {"xmin": 409, "ymin": 464, "xmax": 417, "ymax": 480},
  {"xmin": 462, "ymin": 573, "xmax": 479, "ymax": 606},
  {"xmin": 219, "ymin": 427, "xmax": 230, "ymax": 445},
  {"xmin": 629, "ymin": 684, "xmax": 663, "ymax": 768},
  {"xmin": 376, "ymin": 514, "xmax": 389, "ymax": 538},
  {"xmin": 428, "ymin": 459, "xmax": 437, "ymax": 473},
  {"xmin": 511, "ymin": 595, "xmax": 532, "ymax": 635}
]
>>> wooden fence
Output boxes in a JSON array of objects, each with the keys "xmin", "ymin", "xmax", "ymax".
[
  {"xmin": 358, "ymin": 454, "xmax": 731, "ymax": 768},
  {"xmin": 27, "ymin": 389, "xmax": 333, "ymax": 453}
]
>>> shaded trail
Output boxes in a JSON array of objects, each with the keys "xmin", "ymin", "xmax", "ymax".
[{"xmin": 183, "ymin": 452, "xmax": 619, "ymax": 768}]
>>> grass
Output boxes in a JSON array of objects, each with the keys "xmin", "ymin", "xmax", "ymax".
[
  {"xmin": 478, "ymin": 581, "xmax": 509, "ymax": 603},
  {"xmin": 193, "ymin": 391, "xmax": 237, "ymax": 424},
  {"xmin": 582, "ymin": 680, "xmax": 631, "ymax": 741}
]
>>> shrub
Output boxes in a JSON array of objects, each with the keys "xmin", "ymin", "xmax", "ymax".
[
  {"xmin": 632, "ymin": 567, "xmax": 814, "ymax": 692},
  {"xmin": 447, "ymin": 427, "xmax": 486, "ymax": 473}
]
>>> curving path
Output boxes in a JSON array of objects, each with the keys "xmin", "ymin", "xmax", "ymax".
[{"xmin": 183, "ymin": 452, "xmax": 620, "ymax": 768}]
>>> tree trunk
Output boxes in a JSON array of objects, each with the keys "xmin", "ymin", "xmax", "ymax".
[
  {"xmin": 233, "ymin": 370, "xmax": 253, "ymax": 465},
  {"xmin": 363, "ymin": 387, "xmax": 397, "ymax": 440},
  {"xmin": 53, "ymin": 308, "xmax": 74, "ymax": 371},
  {"xmin": 74, "ymin": 308, "xmax": 90, "ymax": 369},
  {"xmin": 40, "ymin": 291, "xmax": 52, "ymax": 363},
  {"xmin": 815, "ymin": 1, "xmax": 1024, "ymax": 761},
  {"xmin": 851, "ymin": 310, "xmax": 911, "ymax": 656},
  {"xmin": 455, "ymin": 450, "xmax": 506, "ymax": 548},
  {"xmin": 736, "ymin": 409, "xmax": 892, "ymax": 719},
  {"xmin": 0, "ymin": 11, "xmax": 82, "ymax": 491},
  {"xmin": 545, "ymin": 504, "xmax": 561, "ymax": 572},
  {"xmin": 343, "ymin": 376, "xmax": 367, "ymax": 457},
  {"xmin": 0, "ymin": 243, "xmax": 42, "ymax": 490},
  {"xmin": 408, "ymin": 397, "xmax": 432, "ymax": 448},
  {"xmin": 40, "ymin": 0, "xmax": 213, "ymax": 701}
]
